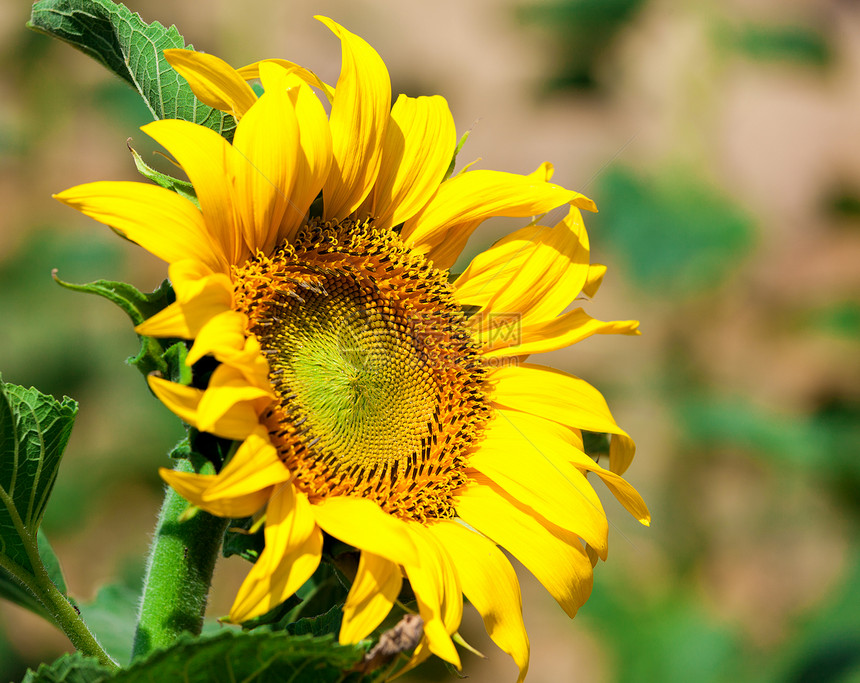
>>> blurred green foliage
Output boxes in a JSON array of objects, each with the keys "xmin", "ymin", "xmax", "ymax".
[
  {"xmin": 593, "ymin": 167, "xmax": 756, "ymax": 298},
  {"xmin": 716, "ymin": 22, "xmax": 833, "ymax": 68},
  {"xmin": 516, "ymin": 0, "xmax": 645, "ymax": 91}
]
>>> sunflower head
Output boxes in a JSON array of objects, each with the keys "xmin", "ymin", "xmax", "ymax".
[{"xmin": 55, "ymin": 15, "xmax": 648, "ymax": 681}]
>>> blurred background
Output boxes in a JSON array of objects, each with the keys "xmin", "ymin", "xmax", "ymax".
[{"xmin": 1, "ymin": 0, "xmax": 859, "ymax": 681}]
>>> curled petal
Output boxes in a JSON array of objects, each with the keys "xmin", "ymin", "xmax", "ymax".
[
  {"xmin": 491, "ymin": 362, "xmax": 632, "ymax": 439},
  {"xmin": 164, "ymin": 49, "xmax": 258, "ymax": 119},
  {"xmin": 402, "ymin": 170, "xmax": 589, "ymax": 270},
  {"xmin": 339, "ymin": 552, "xmax": 402, "ymax": 645},
  {"xmin": 317, "ymin": 16, "xmax": 391, "ymax": 219},
  {"xmin": 360, "ymin": 94, "xmax": 456, "ymax": 229}
]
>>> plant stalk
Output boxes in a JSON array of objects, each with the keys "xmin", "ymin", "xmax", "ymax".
[
  {"xmin": 0, "ymin": 553, "xmax": 119, "ymax": 670},
  {"xmin": 131, "ymin": 458, "xmax": 229, "ymax": 660}
]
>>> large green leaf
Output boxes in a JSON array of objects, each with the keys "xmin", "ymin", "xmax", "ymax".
[
  {"xmin": 0, "ymin": 376, "xmax": 77, "ymax": 580},
  {"xmin": 22, "ymin": 630, "xmax": 377, "ymax": 682},
  {"xmin": 21, "ymin": 652, "xmax": 112, "ymax": 683},
  {"xmin": 27, "ymin": 0, "xmax": 236, "ymax": 139}
]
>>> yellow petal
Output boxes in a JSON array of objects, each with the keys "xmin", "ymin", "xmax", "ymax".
[
  {"xmin": 231, "ymin": 67, "xmax": 300, "ymax": 255},
  {"xmin": 142, "ymin": 119, "xmax": 246, "ymax": 265},
  {"xmin": 469, "ymin": 410, "xmax": 608, "ymax": 556},
  {"xmin": 570, "ymin": 450, "xmax": 650, "ymax": 526},
  {"xmin": 204, "ymin": 430, "xmax": 291, "ymax": 502},
  {"xmin": 483, "ymin": 308, "xmax": 640, "ymax": 358},
  {"xmin": 196, "ymin": 364, "xmax": 273, "ymax": 435},
  {"xmin": 456, "ymin": 475, "xmax": 594, "ymax": 618},
  {"xmin": 136, "ymin": 262, "xmax": 234, "ymax": 339},
  {"xmin": 455, "ymin": 205, "xmax": 590, "ymax": 324},
  {"xmin": 610, "ymin": 433, "xmax": 637, "ymax": 477},
  {"xmin": 317, "ymin": 16, "xmax": 391, "ymax": 219},
  {"xmin": 528, "ymin": 161, "xmax": 554, "ymax": 181},
  {"xmin": 146, "ymin": 375, "xmax": 203, "ymax": 428},
  {"xmin": 429, "ymin": 521, "xmax": 529, "ymax": 683},
  {"xmin": 159, "ymin": 473, "xmax": 264, "ymax": 520},
  {"xmin": 259, "ymin": 67, "xmax": 333, "ymax": 242},
  {"xmin": 402, "ymin": 170, "xmax": 588, "ymax": 270},
  {"xmin": 54, "ymin": 181, "xmax": 225, "ymax": 272},
  {"xmin": 159, "ymin": 433, "xmax": 290, "ymax": 517},
  {"xmin": 339, "ymin": 552, "xmax": 402, "ymax": 645},
  {"xmin": 230, "ymin": 486, "xmax": 322, "ymax": 622},
  {"xmin": 583, "ymin": 264, "xmax": 607, "ymax": 298},
  {"xmin": 186, "ymin": 309, "xmax": 248, "ymax": 365},
  {"xmin": 360, "ymin": 94, "xmax": 456, "ymax": 229},
  {"xmin": 164, "ymin": 49, "xmax": 258, "ymax": 119},
  {"xmin": 147, "ymin": 375, "xmax": 260, "ymax": 441},
  {"xmin": 491, "ymin": 362, "xmax": 631, "ymax": 439},
  {"xmin": 311, "ymin": 497, "xmax": 419, "ymax": 568},
  {"xmin": 238, "ymin": 59, "xmax": 336, "ymax": 102},
  {"xmin": 402, "ymin": 523, "xmax": 462, "ymax": 668},
  {"xmin": 215, "ymin": 335, "xmax": 273, "ymax": 392},
  {"xmin": 494, "ymin": 408, "xmax": 648, "ymax": 527}
]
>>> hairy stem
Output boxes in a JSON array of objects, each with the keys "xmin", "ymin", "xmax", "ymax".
[
  {"xmin": 0, "ymin": 553, "xmax": 118, "ymax": 670},
  {"xmin": 132, "ymin": 459, "xmax": 229, "ymax": 660}
]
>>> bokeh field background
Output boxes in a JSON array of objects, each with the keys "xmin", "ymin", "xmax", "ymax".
[{"xmin": 1, "ymin": 1, "xmax": 859, "ymax": 681}]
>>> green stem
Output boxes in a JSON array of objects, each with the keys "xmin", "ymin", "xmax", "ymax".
[
  {"xmin": 0, "ymin": 553, "xmax": 119, "ymax": 670},
  {"xmin": 132, "ymin": 459, "xmax": 229, "ymax": 660}
]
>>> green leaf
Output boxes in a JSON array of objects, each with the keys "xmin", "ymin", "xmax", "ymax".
[
  {"xmin": 287, "ymin": 604, "xmax": 344, "ymax": 638},
  {"xmin": 22, "ymin": 652, "xmax": 113, "ymax": 683},
  {"xmin": 77, "ymin": 583, "xmax": 140, "ymax": 666},
  {"xmin": 117, "ymin": 630, "xmax": 370, "ymax": 682},
  {"xmin": 27, "ymin": 0, "xmax": 237, "ymax": 139},
  {"xmin": 52, "ymin": 274, "xmax": 176, "ymax": 378},
  {"xmin": 0, "ymin": 376, "xmax": 77, "ymax": 578}
]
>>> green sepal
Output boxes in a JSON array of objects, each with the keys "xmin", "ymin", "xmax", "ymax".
[
  {"xmin": 443, "ymin": 130, "xmax": 471, "ymax": 182},
  {"xmin": 52, "ymin": 273, "xmax": 178, "ymax": 378},
  {"xmin": 222, "ymin": 516, "xmax": 264, "ymax": 564},
  {"xmin": 582, "ymin": 430, "xmax": 610, "ymax": 461},
  {"xmin": 128, "ymin": 143, "xmax": 199, "ymax": 208},
  {"xmin": 161, "ymin": 341, "xmax": 191, "ymax": 386},
  {"xmin": 267, "ymin": 563, "xmax": 350, "ymax": 633},
  {"xmin": 28, "ymin": 0, "xmax": 237, "ymax": 140},
  {"xmin": 52, "ymin": 274, "xmax": 174, "ymax": 328},
  {"xmin": 239, "ymin": 562, "xmax": 349, "ymax": 634}
]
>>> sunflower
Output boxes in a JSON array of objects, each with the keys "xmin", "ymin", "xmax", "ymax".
[{"xmin": 55, "ymin": 16, "xmax": 649, "ymax": 681}]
